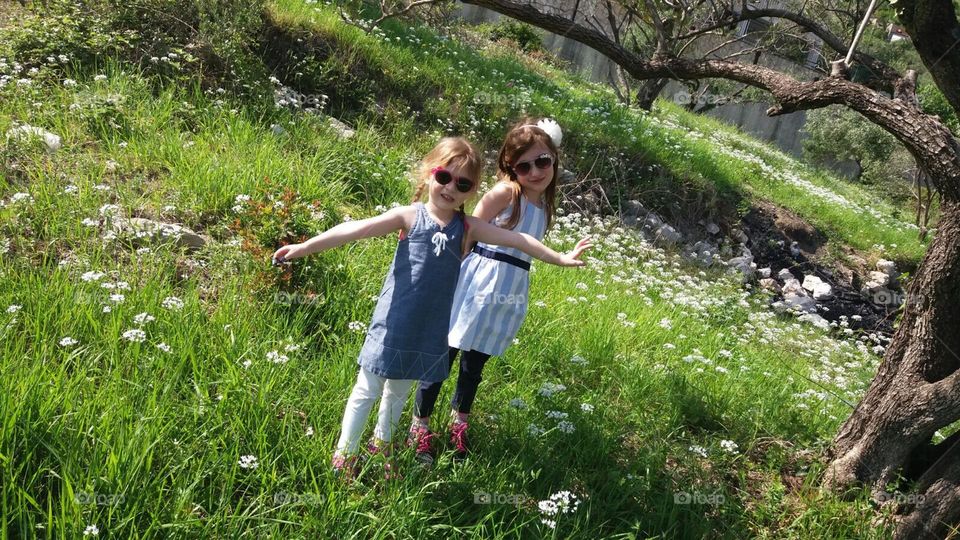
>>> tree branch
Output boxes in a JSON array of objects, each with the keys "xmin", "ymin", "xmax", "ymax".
[
  {"xmin": 459, "ymin": 0, "xmax": 960, "ymax": 200},
  {"xmin": 675, "ymin": 6, "xmax": 901, "ymax": 88},
  {"xmin": 895, "ymin": 0, "xmax": 960, "ymax": 116}
]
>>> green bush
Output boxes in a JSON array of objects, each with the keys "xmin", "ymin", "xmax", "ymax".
[
  {"xmin": 3, "ymin": 0, "xmax": 266, "ymax": 90},
  {"xmin": 480, "ymin": 20, "xmax": 544, "ymax": 53},
  {"xmin": 918, "ymin": 82, "xmax": 960, "ymax": 135}
]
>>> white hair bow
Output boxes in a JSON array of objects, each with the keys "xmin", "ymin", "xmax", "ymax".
[{"xmin": 521, "ymin": 118, "xmax": 563, "ymax": 146}]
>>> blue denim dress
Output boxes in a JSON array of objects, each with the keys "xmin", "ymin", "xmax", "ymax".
[{"xmin": 358, "ymin": 203, "xmax": 465, "ymax": 382}]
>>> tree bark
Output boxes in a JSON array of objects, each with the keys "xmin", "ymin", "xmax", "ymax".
[
  {"xmin": 457, "ymin": 0, "xmax": 960, "ymax": 536},
  {"xmin": 823, "ymin": 201, "xmax": 960, "ymax": 539},
  {"xmin": 636, "ymin": 77, "xmax": 667, "ymax": 110}
]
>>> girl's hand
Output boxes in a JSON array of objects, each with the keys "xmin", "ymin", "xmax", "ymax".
[
  {"xmin": 272, "ymin": 243, "xmax": 308, "ymax": 265},
  {"xmin": 558, "ymin": 237, "xmax": 592, "ymax": 267}
]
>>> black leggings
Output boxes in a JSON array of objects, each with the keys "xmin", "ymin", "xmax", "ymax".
[{"xmin": 414, "ymin": 347, "xmax": 490, "ymax": 417}]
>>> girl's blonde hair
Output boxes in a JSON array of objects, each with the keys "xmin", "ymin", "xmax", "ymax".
[
  {"xmin": 495, "ymin": 117, "xmax": 559, "ymax": 231},
  {"xmin": 412, "ymin": 137, "xmax": 483, "ymax": 211},
  {"xmin": 411, "ymin": 137, "xmax": 482, "ymax": 255}
]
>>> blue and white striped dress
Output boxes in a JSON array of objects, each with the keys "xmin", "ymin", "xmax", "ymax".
[{"xmin": 448, "ymin": 194, "xmax": 547, "ymax": 356}]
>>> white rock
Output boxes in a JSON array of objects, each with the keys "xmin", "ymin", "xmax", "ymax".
[
  {"xmin": 812, "ymin": 283, "xmax": 833, "ymax": 301},
  {"xmin": 798, "ymin": 313, "xmax": 831, "ymax": 329},
  {"xmin": 653, "ymin": 223, "xmax": 681, "ymax": 246},
  {"xmin": 777, "ymin": 268, "xmax": 795, "ymax": 282},
  {"xmin": 328, "ymin": 117, "xmax": 355, "ymax": 139},
  {"xmin": 782, "ymin": 278, "xmax": 806, "ymax": 296},
  {"xmin": 802, "ymin": 275, "xmax": 833, "ymax": 299},
  {"xmin": 784, "ymin": 293, "xmax": 817, "ymax": 314},
  {"xmin": 868, "ymin": 270, "xmax": 891, "ymax": 288},
  {"xmin": 644, "ymin": 212, "xmax": 664, "ymax": 230},
  {"xmin": 758, "ymin": 267, "xmax": 772, "ymax": 279},
  {"xmin": 876, "ymin": 259, "xmax": 897, "ymax": 277},
  {"xmin": 7, "ymin": 125, "xmax": 61, "ymax": 152},
  {"xmin": 706, "ymin": 221, "xmax": 720, "ymax": 235},
  {"xmin": 802, "ymin": 275, "xmax": 824, "ymax": 292},
  {"xmin": 621, "ymin": 200, "xmax": 645, "ymax": 227},
  {"xmin": 732, "ymin": 229, "xmax": 749, "ymax": 244},
  {"xmin": 726, "ymin": 255, "xmax": 755, "ymax": 283},
  {"xmin": 112, "ymin": 217, "xmax": 207, "ymax": 250},
  {"xmin": 759, "ymin": 278, "xmax": 781, "ymax": 293},
  {"xmin": 790, "ymin": 241, "xmax": 801, "ymax": 257}
]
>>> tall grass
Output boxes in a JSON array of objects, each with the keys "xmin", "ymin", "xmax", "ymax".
[{"xmin": 0, "ymin": 2, "xmax": 912, "ymax": 538}]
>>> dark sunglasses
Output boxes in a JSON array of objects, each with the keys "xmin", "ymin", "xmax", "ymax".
[
  {"xmin": 431, "ymin": 166, "xmax": 475, "ymax": 193},
  {"xmin": 511, "ymin": 153, "xmax": 554, "ymax": 176}
]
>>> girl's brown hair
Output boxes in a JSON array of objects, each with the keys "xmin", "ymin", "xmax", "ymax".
[{"xmin": 495, "ymin": 117, "xmax": 559, "ymax": 231}]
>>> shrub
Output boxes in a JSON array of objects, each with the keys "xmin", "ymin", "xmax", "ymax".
[{"xmin": 481, "ymin": 20, "xmax": 544, "ymax": 53}]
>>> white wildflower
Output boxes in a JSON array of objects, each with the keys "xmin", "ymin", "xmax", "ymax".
[
  {"xmin": 508, "ymin": 398, "xmax": 528, "ymax": 410},
  {"xmin": 81, "ymin": 271, "xmax": 105, "ymax": 282},
  {"xmin": 133, "ymin": 312, "xmax": 155, "ymax": 326},
  {"xmin": 347, "ymin": 321, "xmax": 367, "ymax": 333},
  {"xmin": 122, "ymin": 329, "xmax": 146, "ymax": 342},
  {"xmin": 238, "ymin": 454, "xmax": 259, "ymax": 469},
  {"xmin": 161, "ymin": 296, "xmax": 184, "ymax": 311},
  {"xmin": 720, "ymin": 439, "xmax": 739, "ymax": 454},
  {"xmin": 537, "ymin": 382, "xmax": 567, "ymax": 398},
  {"xmin": 266, "ymin": 351, "xmax": 288, "ymax": 364}
]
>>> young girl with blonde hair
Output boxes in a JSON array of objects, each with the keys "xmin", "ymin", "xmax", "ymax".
[
  {"xmin": 273, "ymin": 136, "xmax": 589, "ymax": 477},
  {"xmin": 409, "ymin": 119, "xmax": 568, "ymax": 463}
]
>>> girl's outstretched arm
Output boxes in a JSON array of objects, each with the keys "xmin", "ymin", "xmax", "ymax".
[
  {"xmin": 273, "ymin": 206, "xmax": 414, "ymax": 261},
  {"xmin": 472, "ymin": 182, "xmax": 514, "ymax": 222},
  {"xmin": 466, "ymin": 216, "xmax": 591, "ymax": 267}
]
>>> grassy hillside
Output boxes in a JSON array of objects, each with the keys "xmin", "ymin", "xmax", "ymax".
[
  {"xmin": 264, "ymin": 0, "xmax": 928, "ymax": 266},
  {"xmin": 0, "ymin": 1, "xmax": 926, "ymax": 538}
]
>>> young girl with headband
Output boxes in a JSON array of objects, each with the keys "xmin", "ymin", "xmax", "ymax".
[
  {"xmin": 409, "ymin": 119, "xmax": 568, "ymax": 464},
  {"xmin": 272, "ymin": 136, "xmax": 590, "ymax": 477}
]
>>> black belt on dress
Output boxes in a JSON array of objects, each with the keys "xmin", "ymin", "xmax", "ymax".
[{"xmin": 472, "ymin": 245, "xmax": 531, "ymax": 271}]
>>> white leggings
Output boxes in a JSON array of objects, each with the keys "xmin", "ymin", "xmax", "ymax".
[{"xmin": 335, "ymin": 367, "xmax": 416, "ymax": 456}]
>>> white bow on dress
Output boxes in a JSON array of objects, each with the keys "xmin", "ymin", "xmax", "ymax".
[{"xmin": 431, "ymin": 232, "xmax": 449, "ymax": 256}]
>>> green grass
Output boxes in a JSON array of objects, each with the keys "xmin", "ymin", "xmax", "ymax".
[
  {"xmin": 0, "ymin": 2, "xmax": 921, "ymax": 538},
  {"xmin": 265, "ymin": 0, "xmax": 928, "ymax": 267}
]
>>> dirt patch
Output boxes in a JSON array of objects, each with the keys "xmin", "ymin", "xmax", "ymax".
[
  {"xmin": 741, "ymin": 200, "xmax": 897, "ymax": 334},
  {"xmin": 0, "ymin": 1, "xmax": 30, "ymax": 30}
]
